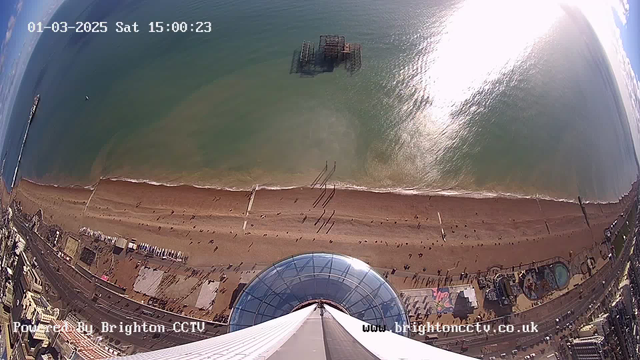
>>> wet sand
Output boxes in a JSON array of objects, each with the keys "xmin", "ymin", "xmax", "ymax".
[{"xmin": 12, "ymin": 178, "xmax": 636, "ymax": 274}]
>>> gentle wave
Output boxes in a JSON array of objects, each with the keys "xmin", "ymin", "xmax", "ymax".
[
  {"xmin": 22, "ymin": 178, "xmax": 97, "ymax": 191},
  {"xmin": 20, "ymin": 176, "xmax": 627, "ymax": 205},
  {"xmin": 328, "ymin": 181, "xmax": 582, "ymax": 204},
  {"xmin": 75, "ymin": 176, "xmax": 597, "ymax": 204},
  {"xmin": 106, "ymin": 176, "xmax": 259, "ymax": 192}
]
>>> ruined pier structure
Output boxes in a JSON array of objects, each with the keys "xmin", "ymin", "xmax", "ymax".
[{"xmin": 299, "ymin": 35, "xmax": 362, "ymax": 74}]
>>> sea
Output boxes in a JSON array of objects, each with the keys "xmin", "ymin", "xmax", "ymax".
[{"xmin": 1, "ymin": 0, "xmax": 638, "ymax": 202}]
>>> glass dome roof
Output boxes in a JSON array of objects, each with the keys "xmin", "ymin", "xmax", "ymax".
[{"xmin": 229, "ymin": 253, "xmax": 409, "ymax": 335}]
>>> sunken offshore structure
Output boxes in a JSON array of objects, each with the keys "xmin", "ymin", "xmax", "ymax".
[{"xmin": 291, "ymin": 35, "xmax": 362, "ymax": 76}]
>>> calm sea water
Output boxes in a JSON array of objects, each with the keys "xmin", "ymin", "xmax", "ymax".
[{"xmin": 2, "ymin": 0, "xmax": 638, "ymax": 201}]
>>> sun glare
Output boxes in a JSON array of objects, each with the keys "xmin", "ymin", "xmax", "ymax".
[
  {"xmin": 391, "ymin": 0, "xmax": 565, "ymax": 176},
  {"xmin": 418, "ymin": 0, "xmax": 564, "ymax": 126}
]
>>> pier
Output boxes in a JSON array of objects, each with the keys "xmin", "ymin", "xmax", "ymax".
[
  {"xmin": 290, "ymin": 35, "xmax": 362, "ymax": 76},
  {"xmin": 11, "ymin": 94, "xmax": 40, "ymax": 190},
  {"xmin": 300, "ymin": 40, "xmax": 315, "ymax": 70}
]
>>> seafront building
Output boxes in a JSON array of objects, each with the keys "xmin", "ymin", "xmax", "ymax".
[
  {"xmin": 45, "ymin": 319, "xmax": 116, "ymax": 359},
  {"xmin": 568, "ymin": 229, "xmax": 640, "ymax": 360},
  {"xmin": 568, "ymin": 335, "xmax": 607, "ymax": 360},
  {"xmin": 17, "ymin": 251, "xmax": 43, "ymax": 295},
  {"xmin": 607, "ymin": 297, "xmax": 638, "ymax": 360},
  {"xmin": 18, "ymin": 291, "xmax": 59, "ymax": 358}
]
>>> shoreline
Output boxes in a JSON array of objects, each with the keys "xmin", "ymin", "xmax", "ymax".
[
  {"xmin": 10, "ymin": 177, "xmax": 636, "ymax": 276},
  {"xmin": 19, "ymin": 175, "xmax": 631, "ymax": 205}
]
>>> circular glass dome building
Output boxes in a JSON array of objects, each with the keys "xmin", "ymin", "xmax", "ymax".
[{"xmin": 230, "ymin": 253, "xmax": 409, "ymax": 335}]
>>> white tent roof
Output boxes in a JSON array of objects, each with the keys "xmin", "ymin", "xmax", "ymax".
[{"xmin": 463, "ymin": 288, "xmax": 478, "ymax": 308}]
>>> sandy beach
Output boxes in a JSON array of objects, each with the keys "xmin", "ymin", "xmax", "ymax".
[{"xmin": 11, "ymin": 178, "xmax": 635, "ymax": 275}]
